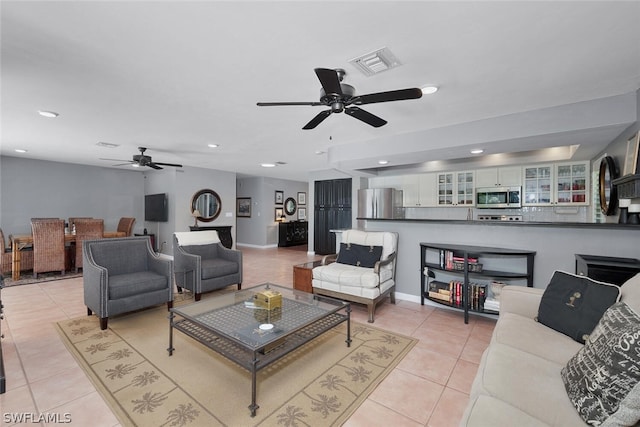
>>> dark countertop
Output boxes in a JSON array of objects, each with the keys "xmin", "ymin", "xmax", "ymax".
[{"xmin": 357, "ymin": 217, "xmax": 640, "ymax": 230}]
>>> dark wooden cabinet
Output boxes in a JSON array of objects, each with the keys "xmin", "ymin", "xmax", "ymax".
[
  {"xmin": 575, "ymin": 254, "xmax": 640, "ymax": 286},
  {"xmin": 314, "ymin": 179, "xmax": 352, "ymax": 255},
  {"xmin": 278, "ymin": 221, "xmax": 308, "ymax": 247},
  {"xmin": 189, "ymin": 225, "xmax": 233, "ymax": 249}
]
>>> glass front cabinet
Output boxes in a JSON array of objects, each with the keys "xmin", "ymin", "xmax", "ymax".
[
  {"xmin": 523, "ymin": 162, "xmax": 589, "ymax": 206},
  {"xmin": 437, "ymin": 171, "xmax": 475, "ymax": 206}
]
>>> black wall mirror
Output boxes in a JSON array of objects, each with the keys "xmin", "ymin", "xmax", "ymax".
[
  {"xmin": 599, "ymin": 156, "xmax": 618, "ymax": 216},
  {"xmin": 284, "ymin": 197, "xmax": 297, "ymax": 215},
  {"xmin": 191, "ymin": 189, "xmax": 221, "ymax": 222}
]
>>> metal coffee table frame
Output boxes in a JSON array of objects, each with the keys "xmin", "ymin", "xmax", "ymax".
[{"xmin": 168, "ymin": 283, "xmax": 351, "ymax": 417}]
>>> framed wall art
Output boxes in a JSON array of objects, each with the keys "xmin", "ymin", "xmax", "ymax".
[
  {"xmin": 623, "ymin": 132, "xmax": 640, "ymax": 176},
  {"xmin": 298, "ymin": 207, "xmax": 307, "ymax": 221},
  {"xmin": 236, "ymin": 198, "xmax": 251, "ymax": 217},
  {"xmin": 275, "ymin": 190, "xmax": 284, "ymax": 205},
  {"xmin": 297, "ymin": 192, "xmax": 306, "ymax": 205},
  {"xmin": 275, "ymin": 207, "xmax": 284, "ymax": 222}
]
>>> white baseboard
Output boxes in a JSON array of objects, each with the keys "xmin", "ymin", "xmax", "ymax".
[{"xmin": 236, "ymin": 243, "xmax": 278, "ymax": 249}]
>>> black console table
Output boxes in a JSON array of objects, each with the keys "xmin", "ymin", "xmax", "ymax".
[
  {"xmin": 189, "ymin": 225, "xmax": 233, "ymax": 249},
  {"xmin": 575, "ymin": 254, "xmax": 640, "ymax": 286},
  {"xmin": 278, "ymin": 221, "xmax": 308, "ymax": 247}
]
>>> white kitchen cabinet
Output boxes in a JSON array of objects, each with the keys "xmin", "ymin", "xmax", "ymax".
[
  {"xmin": 402, "ymin": 173, "xmax": 436, "ymax": 207},
  {"xmin": 437, "ymin": 171, "xmax": 475, "ymax": 206},
  {"xmin": 522, "ymin": 162, "xmax": 589, "ymax": 206},
  {"xmin": 475, "ymin": 166, "xmax": 522, "ymax": 188},
  {"xmin": 554, "ymin": 161, "xmax": 589, "ymax": 206},
  {"xmin": 369, "ymin": 175, "xmax": 403, "ymax": 190}
]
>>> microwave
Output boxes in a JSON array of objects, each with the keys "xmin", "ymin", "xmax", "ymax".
[{"xmin": 476, "ymin": 186, "xmax": 522, "ymax": 209}]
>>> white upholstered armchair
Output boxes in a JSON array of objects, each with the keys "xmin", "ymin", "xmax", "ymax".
[{"xmin": 312, "ymin": 229, "xmax": 398, "ymax": 323}]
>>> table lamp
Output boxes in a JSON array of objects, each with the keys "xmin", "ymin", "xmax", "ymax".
[{"xmin": 192, "ymin": 209, "xmax": 201, "ymax": 227}]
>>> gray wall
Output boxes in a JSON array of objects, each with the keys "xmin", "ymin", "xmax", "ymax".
[
  {"xmin": 0, "ymin": 156, "xmax": 144, "ymax": 234},
  {"xmin": 236, "ymin": 176, "xmax": 308, "ymax": 247},
  {"xmin": 0, "ymin": 157, "xmax": 238, "ymax": 256},
  {"xmin": 144, "ymin": 166, "xmax": 237, "ymax": 254},
  {"xmin": 363, "ymin": 220, "xmax": 640, "ymax": 302}
]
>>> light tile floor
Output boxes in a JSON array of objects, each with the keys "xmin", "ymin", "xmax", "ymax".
[{"xmin": 0, "ymin": 245, "xmax": 495, "ymax": 426}]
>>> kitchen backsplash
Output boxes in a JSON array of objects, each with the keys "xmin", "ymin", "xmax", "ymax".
[{"xmin": 404, "ymin": 206, "xmax": 590, "ymax": 222}]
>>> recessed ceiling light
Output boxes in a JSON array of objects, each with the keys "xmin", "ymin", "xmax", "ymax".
[
  {"xmin": 261, "ymin": 163, "xmax": 276, "ymax": 168},
  {"xmin": 378, "ymin": 160, "xmax": 389, "ymax": 165},
  {"xmin": 315, "ymin": 150, "xmax": 326, "ymax": 155},
  {"xmin": 14, "ymin": 148, "xmax": 27, "ymax": 153},
  {"xmin": 207, "ymin": 143, "xmax": 219, "ymax": 148},
  {"xmin": 421, "ymin": 86, "xmax": 438, "ymax": 95},
  {"xmin": 38, "ymin": 110, "xmax": 59, "ymax": 118},
  {"xmin": 470, "ymin": 149, "xmax": 484, "ymax": 154}
]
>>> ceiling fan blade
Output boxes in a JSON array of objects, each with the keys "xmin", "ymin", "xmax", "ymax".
[
  {"xmin": 302, "ymin": 110, "xmax": 332, "ymax": 130},
  {"xmin": 147, "ymin": 163, "xmax": 164, "ymax": 170},
  {"xmin": 257, "ymin": 101, "xmax": 324, "ymax": 106},
  {"xmin": 100, "ymin": 158, "xmax": 131, "ymax": 162},
  {"xmin": 315, "ymin": 68, "xmax": 343, "ymax": 96},
  {"xmin": 351, "ymin": 88, "xmax": 423, "ymax": 105},
  {"xmin": 345, "ymin": 106, "xmax": 387, "ymax": 127},
  {"xmin": 153, "ymin": 162, "xmax": 183, "ymax": 168}
]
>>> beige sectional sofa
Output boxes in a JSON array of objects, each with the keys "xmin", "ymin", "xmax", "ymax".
[{"xmin": 461, "ymin": 272, "xmax": 640, "ymax": 427}]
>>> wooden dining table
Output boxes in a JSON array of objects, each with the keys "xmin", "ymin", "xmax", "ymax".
[{"xmin": 10, "ymin": 231, "xmax": 126, "ymax": 280}]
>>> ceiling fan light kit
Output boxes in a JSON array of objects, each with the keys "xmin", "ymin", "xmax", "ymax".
[
  {"xmin": 257, "ymin": 67, "xmax": 422, "ymax": 130},
  {"xmin": 101, "ymin": 147, "xmax": 183, "ymax": 170}
]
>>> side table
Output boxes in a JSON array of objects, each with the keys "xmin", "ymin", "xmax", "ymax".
[{"xmin": 293, "ymin": 260, "xmax": 322, "ymax": 293}]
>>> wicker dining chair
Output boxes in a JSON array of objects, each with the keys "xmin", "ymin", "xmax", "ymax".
[
  {"xmin": 117, "ymin": 217, "xmax": 135, "ymax": 236},
  {"xmin": 31, "ymin": 219, "xmax": 66, "ymax": 278},
  {"xmin": 0, "ymin": 228, "xmax": 34, "ymax": 275},
  {"xmin": 73, "ymin": 219, "xmax": 104, "ymax": 273},
  {"xmin": 68, "ymin": 217, "xmax": 92, "ymax": 232},
  {"xmin": 0, "ymin": 228, "xmax": 12, "ymax": 275}
]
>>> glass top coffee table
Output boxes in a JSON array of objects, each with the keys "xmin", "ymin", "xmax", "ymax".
[{"xmin": 168, "ymin": 283, "xmax": 351, "ymax": 417}]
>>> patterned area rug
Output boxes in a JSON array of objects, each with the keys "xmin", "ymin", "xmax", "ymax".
[{"xmin": 56, "ymin": 304, "xmax": 416, "ymax": 426}]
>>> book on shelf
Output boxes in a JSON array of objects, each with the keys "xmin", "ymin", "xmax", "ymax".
[{"xmin": 438, "ymin": 249, "xmax": 480, "ymax": 270}]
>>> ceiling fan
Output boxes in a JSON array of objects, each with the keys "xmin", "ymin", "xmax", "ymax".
[
  {"xmin": 101, "ymin": 147, "xmax": 183, "ymax": 170},
  {"xmin": 257, "ymin": 68, "xmax": 423, "ymax": 129}
]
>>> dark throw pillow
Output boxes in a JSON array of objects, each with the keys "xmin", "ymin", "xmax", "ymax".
[
  {"xmin": 336, "ymin": 243, "xmax": 383, "ymax": 268},
  {"xmin": 561, "ymin": 301, "xmax": 640, "ymax": 426},
  {"xmin": 536, "ymin": 270, "xmax": 620, "ymax": 343}
]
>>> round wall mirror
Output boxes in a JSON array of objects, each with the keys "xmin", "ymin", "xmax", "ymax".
[
  {"xmin": 284, "ymin": 197, "xmax": 297, "ymax": 215},
  {"xmin": 191, "ymin": 189, "xmax": 221, "ymax": 222},
  {"xmin": 599, "ymin": 156, "xmax": 618, "ymax": 216}
]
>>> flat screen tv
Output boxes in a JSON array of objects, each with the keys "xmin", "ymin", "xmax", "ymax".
[{"xmin": 145, "ymin": 193, "xmax": 168, "ymax": 222}]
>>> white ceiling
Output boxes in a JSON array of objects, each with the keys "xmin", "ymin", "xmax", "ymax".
[{"xmin": 2, "ymin": 1, "xmax": 639, "ymax": 182}]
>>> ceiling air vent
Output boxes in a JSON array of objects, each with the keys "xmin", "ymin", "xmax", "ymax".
[{"xmin": 349, "ymin": 47, "xmax": 401, "ymax": 76}]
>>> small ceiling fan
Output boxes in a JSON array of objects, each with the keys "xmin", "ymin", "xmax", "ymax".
[
  {"xmin": 101, "ymin": 147, "xmax": 183, "ymax": 170},
  {"xmin": 257, "ymin": 68, "xmax": 423, "ymax": 129}
]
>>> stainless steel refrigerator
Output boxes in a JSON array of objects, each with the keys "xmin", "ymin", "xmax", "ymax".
[{"xmin": 357, "ymin": 188, "xmax": 404, "ymax": 219}]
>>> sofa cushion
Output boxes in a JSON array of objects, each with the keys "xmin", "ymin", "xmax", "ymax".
[
  {"xmin": 109, "ymin": 271, "xmax": 168, "ymax": 300},
  {"xmin": 201, "ymin": 258, "xmax": 238, "ymax": 279},
  {"xmin": 620, "ymin": 273, "xmax": 640, "ymax": 314},
  {"xmin": 536, "ymin": 270, "xmax": 620, "ymax": 343},
  {"xmin": 479, "ymin": 343, "xmax": 586, "ymax": 427},
  {"xmin": 494, "ymin": 312, "xmax": 583, "ymax": 365},
  {"xmin": 561, "ymin": 301, "xmax": 640, "ymax": 426},
  {"xmin": 336, "ymin": 242, "xmax": 382, "ymax": 268},
  {"xmin": 312, "ymin": 263, "xmax": 390, "ymax": 289}
]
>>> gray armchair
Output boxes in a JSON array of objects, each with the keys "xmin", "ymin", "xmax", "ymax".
[
  {"xmin": 83, "ymin": 236, "xmax": 173, "ymax": 330},
  {"xmin": 173, "ymin": 231, "xmax": 242, "ymax": 301}
]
